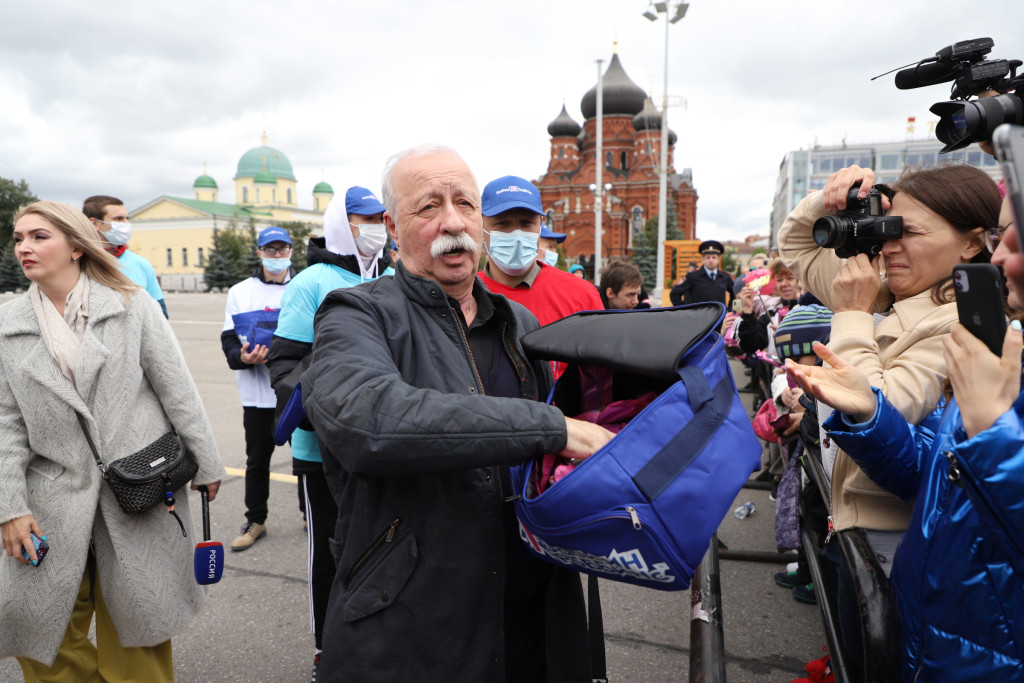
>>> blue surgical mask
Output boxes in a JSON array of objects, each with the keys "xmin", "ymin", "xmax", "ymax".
[
  {"xmin": 541, "ymin": 249, "xmax": 559, "ymax": 268},
  {"xmin": 484, "ymin": 229, "xmax": 539, "ymax": 276},
  {"xmin": 100, "ymin": 220, "xmax": 132, "ymax": 246},
  {"xmin": 262, "ymin": 257, "xmax": 291, "ymax": 274}
]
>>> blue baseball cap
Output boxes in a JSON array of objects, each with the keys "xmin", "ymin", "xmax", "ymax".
[
  {"xmin": 257, "ymin": 226, "xmax": 291, "ymax": 247},
  {"xmin": 539, "ymin": 223, "xmax": 566, "ymax": 243},
  {"xmin": 481, "ymin": 175, "xmax": 544, "ymax": 217},
  {"xmin": 345, "ymin": 186, "xmax": 386, "ymax": 216}
]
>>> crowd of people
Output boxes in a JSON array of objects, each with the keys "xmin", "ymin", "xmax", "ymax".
[{"xmin": 1, "ymin": 133, "xmax": 1022, "ymax": 683}]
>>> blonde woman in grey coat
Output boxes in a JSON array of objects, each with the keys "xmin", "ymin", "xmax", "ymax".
[{"xmin": 0, "ymin": 201, "xmax": 225, "ymax": 681}]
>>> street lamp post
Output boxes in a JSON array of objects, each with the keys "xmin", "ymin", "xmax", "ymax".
[
  {"xmin": 594, "ymin": 58, "xmax": 604, "ymax": 280},
  {"xmin": 644, "ymin": 1, "xmax": 688, "ymax": 304}
]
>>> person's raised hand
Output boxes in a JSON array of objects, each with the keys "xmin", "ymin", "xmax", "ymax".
[
  {"xmin": 739, "ymin": 286, "xmax": 756, "ymax": 314},
  {"xmin": 945, "ymin": 321, "xmax": 1022, "ymax": 438},
  {"xmin": 830, "ymin": 253, "xmax": 882, "ymax": 313},
  {"xmin": 823, "ymin": 165, "xmax": 888, "ymax": 213},
  {"xmin": 785, "ymin": 342, "xmax": 875, "ymax": 422}
]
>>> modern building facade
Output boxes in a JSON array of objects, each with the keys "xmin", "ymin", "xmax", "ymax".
[
  {"xmin": 770, "ymin": 138, "xmax": 1001, "ymax": 248},
  {"xmin": 129, "ymin": 132, "xmax": 333, "ymax": 281},
  {"xmin": 535, "ymin": 53, "xmax": 698, "ymax": 268}
]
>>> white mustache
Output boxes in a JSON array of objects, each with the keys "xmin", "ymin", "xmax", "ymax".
[{"xmin": 430, "ymin": 233, "xmax": 479, "ymax": 260}]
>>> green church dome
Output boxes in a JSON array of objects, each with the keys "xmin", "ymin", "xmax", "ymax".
[
  {"xmin": 313, "ymin": 181, "xmax": 334, "ymax": 194},
  {"xmin": 253, "ymin": 169, "xmax": 277, "ymax": 184},
  {"xmin": 193, "ymin": 174, "xmax": 218, "ymax": 189},
  {"xmin": 235, "ymin": 145, "xmax": 296, "ymax": 181}
]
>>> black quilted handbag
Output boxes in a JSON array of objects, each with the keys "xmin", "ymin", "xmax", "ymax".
[{"xmin": 76, "ymin": 414, "xmax": 197, "ymax": 535}]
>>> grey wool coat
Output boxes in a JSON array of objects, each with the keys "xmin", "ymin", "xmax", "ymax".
[{"xmin": 0, "ymin": 282, "xmax": 225, "ymax": 665}]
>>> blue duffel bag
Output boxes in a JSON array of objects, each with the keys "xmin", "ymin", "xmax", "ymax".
[{"xmin": 510, "ymin": 303, "xmax": 761, "ymax": 590}]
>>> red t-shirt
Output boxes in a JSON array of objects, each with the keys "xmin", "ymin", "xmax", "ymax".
[
  {"xmin": 479, "ymin": 264, "xmax": 603, "ymax": 381},
  {"xmin": 478, "ymin": 263, "xmax": 603, "ymax": 327}
]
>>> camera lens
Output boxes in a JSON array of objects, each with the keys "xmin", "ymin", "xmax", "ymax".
[
  {"xmin": 812, "ymin": 215, "xmax": 847, "ymax": 249},
  {"xmin": 932, "ymin": 94, "xmax": 1024, "ymax": 153}
]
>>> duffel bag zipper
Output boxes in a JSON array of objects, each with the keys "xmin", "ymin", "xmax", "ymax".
[
  {"xmin": 344, "ymin": 518, "xmax": 400, "ymax": 587},
  {"xmin": 626, "ymin": 506, "xmax": 642, "ymax": 530}
]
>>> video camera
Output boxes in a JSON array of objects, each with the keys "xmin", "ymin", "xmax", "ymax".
[
  {"xmin": 812, "ymin": 183, "xmax": 902, "ymax": 259},
  {"xmin": 894, "ymin": 38, "xmax": 1024, "ymax": 153}
]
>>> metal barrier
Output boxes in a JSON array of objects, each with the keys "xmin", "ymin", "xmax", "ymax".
[
  {"xmin": 689, "ymin": 534, "xmax": 726, "ymax": 683},
  {"xmin": 800, "ymin": 440, "xmax": 900, "ymax": 682}
]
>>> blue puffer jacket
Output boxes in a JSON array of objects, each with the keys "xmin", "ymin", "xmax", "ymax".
[{"xmin": 825, "ymin": 388, "xmax": 1024, "ymax": 682}]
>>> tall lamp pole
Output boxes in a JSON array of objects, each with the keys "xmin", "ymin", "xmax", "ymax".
[
  {"xmin": 644, "ymin": 1, "xmax": 689, "ymax": 304},
  {"xmin": 594, "ymin": 58, "xmax": 604, "ymax": 280}
]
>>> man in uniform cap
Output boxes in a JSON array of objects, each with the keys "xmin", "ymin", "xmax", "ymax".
[{"xmin": 675, "ymin": 239, "xmax": 734, "ymax": 306}]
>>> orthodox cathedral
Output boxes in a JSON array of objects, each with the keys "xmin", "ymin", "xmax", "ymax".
[
  {"xmin": 536, "ymin": 52, "xmax": 699, "ymax": 270},
  {"xmin": 129, "ymin": 132, "xmax": 332, "ymax": 279}
]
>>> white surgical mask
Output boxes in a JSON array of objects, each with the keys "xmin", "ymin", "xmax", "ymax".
[
  {"xmin": 100, "ymin": 220, "xmax": 132, "ymax": 246},
  {"xmin": 354, "ymin": 223, "xmax": 388, "ymax": 256},
  {"xmin": 484, "ymin": 229, "xmax": 539, "ymax": 276},
  {"xmin": 262, "ymin": 257, "xmax": 291, "ymax": 274},
  {"xmin": 541, "ymin": 249, "xmax": 559, "ymax": 268}
]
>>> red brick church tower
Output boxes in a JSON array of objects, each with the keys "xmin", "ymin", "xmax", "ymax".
[{"xmin": 535, "ymin": 52, "xmax": 698, "ymax": 266}]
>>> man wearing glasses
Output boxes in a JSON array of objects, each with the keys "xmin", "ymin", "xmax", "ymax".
[{"xmin": 220, "ymin": 226, "xmax": 295, "ymax": 551}]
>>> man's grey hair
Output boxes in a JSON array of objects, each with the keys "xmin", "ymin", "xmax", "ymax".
[{"xmin": 380, "ymin": 143, "xmax": 462, "ymax": 214}]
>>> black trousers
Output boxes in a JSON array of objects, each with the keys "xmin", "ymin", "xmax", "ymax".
[
  {"xmin": 299, "ymin": 469, "xmax": 338, "ymax": 651},
  {"xmin": 242, "ymin": 406, "xmax": 278, "ymax": 525}
]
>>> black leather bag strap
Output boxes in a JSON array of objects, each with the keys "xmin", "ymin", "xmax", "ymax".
[
  {"xmin": 76, "ymin": 412, "xmax": 107, "ymax": 477},
  {"xmin": 588, "ymin": 574, "xmax": 608, "ymax": 682},
  {"xmin": 632, "ymin": 365, "xmax": 735, "ymax": 501}
]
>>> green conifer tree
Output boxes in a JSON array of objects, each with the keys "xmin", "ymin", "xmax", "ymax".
[{"xmin": 0, "ymin": 241, "xmax": 29, "ymax": 292}]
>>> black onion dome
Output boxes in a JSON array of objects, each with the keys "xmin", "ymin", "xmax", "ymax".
[
  {"xmin": 668, "ymin": 128, "xmax": 678, "ymax": 146},
  {"xmin": 547, "ymin": 104, "xmax": 582, "ymax": 137},
  {"xmin": 632, "ymin": 97, "xmax": 662, "ymax": 131},
  {"xmin": 580, "ymin": 53, "xmax": 647, "ymax": 119}
]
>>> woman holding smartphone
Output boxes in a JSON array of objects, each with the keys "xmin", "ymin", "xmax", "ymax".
[
  {"xmin": 786, "ymin": 193, "xmax": 1024, "ymax": 681},
  {"xmin": 0, "ymin": 202, "xmax": 224, "ymax": 681},
  {"xmin": 778, "ymin": 163, "xmax": 1000, "ymax": 675}
]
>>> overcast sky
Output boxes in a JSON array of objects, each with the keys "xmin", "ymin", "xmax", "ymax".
[{"xmin": 3, "ymin": 1, "xmax": 1023, "ymax": 241}]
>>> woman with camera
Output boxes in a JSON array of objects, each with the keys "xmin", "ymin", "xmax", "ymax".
[
  {"xmin": 0, "ymin": 202, "xmax": 225, "ymax": 681},
  {"xmin": 784, "ymin": 192, "xmax": 1024, "ymax": 681},
  {"xmin": 778, "ymin": 163, "xmax": 1000, "ymax": 674}
]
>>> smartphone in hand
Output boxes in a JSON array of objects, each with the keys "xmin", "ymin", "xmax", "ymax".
[
  {"xmin": 21, "ymin": 532, "xmax": 48, "ymax": 567},
  {"xmin": 953, "ymin": 264, "xmax": 1006, "ymax": 356}
]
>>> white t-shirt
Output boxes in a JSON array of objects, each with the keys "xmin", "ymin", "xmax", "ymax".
[{"xmin": 222, "ymin": 275, "xmax": 288, "ymax": 408}]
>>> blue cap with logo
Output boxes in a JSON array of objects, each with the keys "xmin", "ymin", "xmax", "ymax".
[
  {"xmin": 345, "ymin": 186, "xmax": 387, "ymax": 216},
  {"xmin": 539, "ymin": 223, "xmax": 566, "ymax": 243},
  {"xmin": 481, "ymin": 175, "xmax": 544, "ymax": 217},
  {"xmin": 257, "ymin": 226, "xmax": 291, "ymax": 247}
]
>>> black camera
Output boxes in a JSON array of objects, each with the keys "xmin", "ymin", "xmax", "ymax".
[
  {"xmin": 895, "ymin": 38, "xmax": 1024, "ymax": 153},
  {"xmin": 812, "ymin": 183, "xmax": 902, "ymax": 259}
]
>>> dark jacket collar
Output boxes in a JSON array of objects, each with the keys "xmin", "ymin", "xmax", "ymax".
[{"xmin": 306, "ymin": 236, "xmax": 390, "ymax": 277}]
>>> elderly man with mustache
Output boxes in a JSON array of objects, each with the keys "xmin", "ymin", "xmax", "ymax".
[{"xmin": 302, "ymin": 144, "xmax": 613, "ymax": 682}]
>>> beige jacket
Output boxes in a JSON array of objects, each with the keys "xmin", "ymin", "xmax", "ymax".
[{"xmin": 779, "ymin": 191, "xmax": 956, "ymax": 531}]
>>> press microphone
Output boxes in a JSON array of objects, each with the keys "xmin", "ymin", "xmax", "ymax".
[
  {"xmin": 894, "ymin": 60, "xmax": 957, "ymax": 90},
  {"xmin": 193, "ymin": 485, "xmax": 224, "ymax": 585}
]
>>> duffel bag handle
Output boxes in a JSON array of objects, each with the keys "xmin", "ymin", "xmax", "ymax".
[{"xmin": 632, "ymin": 365, "xmax": 734, "ymax": 501}]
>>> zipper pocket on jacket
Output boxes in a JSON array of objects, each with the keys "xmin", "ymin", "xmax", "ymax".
[{"xmin": 343, "ymin": 518, "xmax": 400, "ymax": 587}]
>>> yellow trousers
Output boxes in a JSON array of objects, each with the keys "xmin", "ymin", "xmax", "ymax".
[{"xmin": 17, "ymin": 557, "xmax": 174, "ymax": 683}]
